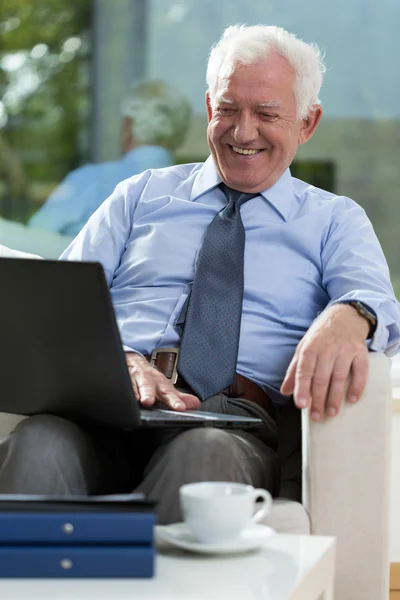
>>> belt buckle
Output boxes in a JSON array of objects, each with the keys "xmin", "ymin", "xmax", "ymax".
[{"xmin": 149, "ymin": 347, "xmax": 179, "ymax": 385}]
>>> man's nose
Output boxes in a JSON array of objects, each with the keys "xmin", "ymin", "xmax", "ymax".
[{"xmin": 233, "ymin": 113, "xmax": 259, "ymax": 145}]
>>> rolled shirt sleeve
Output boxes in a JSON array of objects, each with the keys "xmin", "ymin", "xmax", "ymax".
[{"xmin": 321, "ymin": 197, "xmax": 400, "ymax": 355}]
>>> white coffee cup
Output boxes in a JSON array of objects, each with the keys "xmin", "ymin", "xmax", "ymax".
[{"xmin": 179, "ymin": 481, "xmax": 272, "ymax": 544}]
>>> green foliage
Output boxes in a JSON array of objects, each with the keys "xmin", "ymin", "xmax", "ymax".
[{"xmin": 0, "ymin": 0, "xmax": 91, "ymax": 219}]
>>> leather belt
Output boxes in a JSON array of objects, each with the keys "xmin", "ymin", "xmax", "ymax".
[{"xmin": 145, "ymin": 348, "xmax": 274, "ymax": 416}]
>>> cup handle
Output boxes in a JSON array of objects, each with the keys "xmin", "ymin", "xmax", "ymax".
[{"xmin": 250, "ymin": 488, "xmax": 273, "ymax": 525}]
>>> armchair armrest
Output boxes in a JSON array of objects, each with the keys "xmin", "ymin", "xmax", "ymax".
[
  {"xmin": 302, "ymin": 352, "xmax": 392, "ymax": 600},
  {"xmin": 0, "ymin": 219, "xmax": 73, "ymax": 259}
]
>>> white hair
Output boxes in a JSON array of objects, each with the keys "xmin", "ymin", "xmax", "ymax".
[
  {"xmin": 206, "ymin": 24, "xmax": 326, "ymax": 119},
  {"xmin": 120, "ymin": 80, "xmax": 192, "ymax": 151}
]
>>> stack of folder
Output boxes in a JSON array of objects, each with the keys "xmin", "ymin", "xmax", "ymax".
[{"xmin": 0, "ymin": 494, "xmax": 156, "ymax": 578}]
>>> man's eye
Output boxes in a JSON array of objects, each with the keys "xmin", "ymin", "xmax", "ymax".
[
  {"xmin": 217, "ymin": 108, "xmax": 235, "ymax": 115},
  {"xmin": 261, "ymin": 113, "xmax": 278, "ymax": 120}
]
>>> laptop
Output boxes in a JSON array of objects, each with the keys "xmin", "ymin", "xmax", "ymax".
[{"xmin": 0, "ymin": 258, "xmax": 262, "ymax": 431}]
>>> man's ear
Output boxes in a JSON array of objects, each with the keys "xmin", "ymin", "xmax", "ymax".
[
  {"xmin": 298, "ymin": 105, "xmax": 323, "ymax": 145},
  {"xmin": 205, "ymin": 92, "xmax": 213, "ymax": 123}
]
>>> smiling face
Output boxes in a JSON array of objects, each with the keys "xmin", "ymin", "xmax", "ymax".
[{"xmin": 206, "ymin": 53, "xmax": 322, "ymax": 193}]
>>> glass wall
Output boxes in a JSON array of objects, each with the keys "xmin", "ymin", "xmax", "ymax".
[{"xmin": 1, "ymin": 0, "xmax": 400, "ymax": 294}]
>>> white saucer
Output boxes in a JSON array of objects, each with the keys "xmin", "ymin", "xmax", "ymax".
[{"xmin": 157, "ymin": 522, "xmax": 275, "ymax": 555}]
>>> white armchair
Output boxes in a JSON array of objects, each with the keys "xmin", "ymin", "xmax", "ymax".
[
  {"xmin": 303, "ymin": 352, "xmax": 392, "ymax": 600},
  {"xmin": 0, "ymin": 238, "xmax": 391, "ymax": 600},
  {"xmin": 260, "ymin": 352, "xmax": 391, "ymax": 600},
  {"xmin": 0, "ymin": 218, "xmax": 73, "ymax": 259}
]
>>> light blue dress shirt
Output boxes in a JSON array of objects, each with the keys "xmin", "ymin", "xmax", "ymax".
[
  {"xmin": 28, "ymin": 146, "xmax": 173, "ymax": 236},
  {"xmin": 61, "ymin": 157, "xmax": 400, "ymax": 403}
]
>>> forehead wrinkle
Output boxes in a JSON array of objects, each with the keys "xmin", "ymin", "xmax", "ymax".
[{"xmin": 258, "ymin": 100, "xmax": 281, "ymax": 108}]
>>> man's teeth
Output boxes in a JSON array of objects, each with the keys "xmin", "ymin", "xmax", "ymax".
[{"xmin": 232, "ymin": 146, "xmax": 260, "ymax": 155}]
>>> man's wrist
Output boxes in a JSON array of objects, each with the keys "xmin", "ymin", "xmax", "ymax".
[
  {"xmin": 347, "ymin": 301, "xmax": 377, "ymax": 339},
  {"xmin": 325, "ymin": 303, "xmax": 370, "ymax": 340},
  {"xmin": 125, "ymin": 351, "xmax": 148, "ymax": 366}
]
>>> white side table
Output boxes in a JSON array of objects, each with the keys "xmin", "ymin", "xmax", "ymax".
[{"xmin": 0, "ymin": 533, "xmax": 336, "ymax": 600}]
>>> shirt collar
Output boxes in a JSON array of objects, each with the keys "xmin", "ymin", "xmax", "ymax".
[
  {"xmin": 190, "ymin": 156, "xmax": 222, "ymax": 201},
  {"xmin": 259, "ymin": 166, "xmax": 294, "ymax": 222},
  {"xmin": 191, "ymin": 156, "xmax": 294, "ymax": 222}
]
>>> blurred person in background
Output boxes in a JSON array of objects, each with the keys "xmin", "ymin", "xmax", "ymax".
[{"xmin": 27, "ymin": 80, "xmax": 192, "ymax": 236}]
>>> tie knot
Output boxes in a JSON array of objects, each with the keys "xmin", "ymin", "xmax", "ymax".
[{"xmin": 219, "ymin": 182, "xmax": 257, "ymax": 207}]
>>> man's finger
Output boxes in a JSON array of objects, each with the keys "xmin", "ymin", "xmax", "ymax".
[
  {"xmin": 293, "ymin": 347, "xmax": 317, "ymax": 410},
  {"xmin": 130, "ymin": 374, "xmax": 140, "ymax": 400},
  {"xmin": 125, "ymin": 353, "xmax": 156, "ymax": 406},
  {"xmin": 346, "ymin": 353, "xmax": 369, "ymax": 403},
  {"xmin": 280, "ymin": 356, "xmax": 297, "ymax": 397},
  {"xmin": 324, "ymin": 356, "xmax": 352, "ymax": 417},
  {"xmin": 309, "ymin": 354, "xmax": 336, "ymax": 421},
  {"xmin": 177, "ymin": 392, "xmax": 201, "ymax": 410},
  {"xmin": 132, "ymin": 368, "xmax": 158, "ymax": 407},
  {"xmin": 158, "ymin": 387, "xmax": 187, "ymax": 411}
]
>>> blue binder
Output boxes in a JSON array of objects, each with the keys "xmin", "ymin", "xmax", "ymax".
[
  {"xmin": 0, "ymin": 546, "xmax": 155, "ymax": 578},
  {"xmin": 0, "ymin": 493, "xmax": 156, "ymax": 578},
  {"xmin": 0, "ymin": 512, "xmax": 155, "ymax": 544}
]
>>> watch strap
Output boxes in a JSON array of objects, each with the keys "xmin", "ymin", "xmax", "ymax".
[{"xmin": 348, "ymin": 301, "xmax": 377, "ymax": 339}]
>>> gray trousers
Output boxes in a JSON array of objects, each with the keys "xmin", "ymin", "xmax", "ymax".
[{"xmin": 0, "ymin": 394, "xmax": 279, "ymax": 524}]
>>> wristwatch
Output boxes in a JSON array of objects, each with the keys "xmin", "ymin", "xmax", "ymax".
[{"xmin": 348, "ymin": 301, "xmax": 377, "ymax": 339}]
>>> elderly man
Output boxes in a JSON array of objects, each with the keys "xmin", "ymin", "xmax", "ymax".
[
  {"xmin": 0, "ymin": 24, "xmax": 399, "ymax": 524},
  {"xmin": 27, "ymin": 80, "xmax": 192, "ymax": 236}
]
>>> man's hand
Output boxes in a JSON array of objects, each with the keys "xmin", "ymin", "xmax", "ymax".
[
  {"xmin": 280, "ymin": 304, "xmax": 370, "ymax": 421},
  {"xmin": 125, "ymin": 352, "xmax": 200, "ymax": 412}
]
